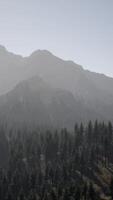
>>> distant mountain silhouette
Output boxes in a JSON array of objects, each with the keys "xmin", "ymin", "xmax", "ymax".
[
  {"xmin": 0, "ymin": 45, "xmax": 113, "ymax": 128},
  {"xmin": 0, "ymin": 76, "xmax": 90, "ymax": 129}
]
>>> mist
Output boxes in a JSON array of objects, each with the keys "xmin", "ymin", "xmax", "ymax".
[{"xmin": 0, "ymin": 1, "xmax": 113, "ymax": 199}]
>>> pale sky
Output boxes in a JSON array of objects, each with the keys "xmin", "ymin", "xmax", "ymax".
[{"xmin": 0, "ymin": 0, "xmax": 113, "ymax": 76}]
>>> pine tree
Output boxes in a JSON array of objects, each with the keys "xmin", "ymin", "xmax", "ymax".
[
  {"xmin": 82, "ymin": 182, "xmax": 88, "ymax": 200},
  {"xmin": 88, "ymin": 183, "xmax": 96, "ymax": 200},
  {"xmin": 110, "ymin": 178, "xmax": 113, "ymax": 200},
  {"xmin": 74, "ymin": 187, "xmax": 81, "ymax": 200}
]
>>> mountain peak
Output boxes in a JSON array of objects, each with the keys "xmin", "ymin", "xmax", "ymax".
[{"xmin": 30, "ymin": 49, "xmax": 53, "ymax": 57}]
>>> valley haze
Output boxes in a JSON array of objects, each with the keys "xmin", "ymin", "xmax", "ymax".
[{"xmin": 0, "ymin": 45, "xmax": 113, "ymax": 129}]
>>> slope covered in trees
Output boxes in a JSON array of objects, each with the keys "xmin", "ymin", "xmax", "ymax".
[{"xmin": 0, "ymin": 121, "xmax": 113, "ymax": 199}]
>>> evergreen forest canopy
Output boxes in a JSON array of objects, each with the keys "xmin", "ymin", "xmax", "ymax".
[{"xmin": 0, "ymin": 121, "xmax": 113, "ymax": 200}]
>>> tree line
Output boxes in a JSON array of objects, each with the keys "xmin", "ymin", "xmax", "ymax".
[{"xmin": 0, "ymin": 121, "xmax": 113, "ymax": 199}]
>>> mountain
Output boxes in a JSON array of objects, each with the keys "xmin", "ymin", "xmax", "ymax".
[
  {"xmin": 0, "ymin": 46, "xmax": 84, "ymax": 95},
  {"xmin": 0, "ymin": 45, "xmax": 24, "ymax": 94},
  {"xmin": 0, "ymin": 75, "xmax": 112, "ymax": 130},
  {"xmin": 0, "ymin": 46, "xmax": 113, "ymax": 128},
  {"xmin": 0, "ymin": 76, "xmax": 91, "ymax": 129}
]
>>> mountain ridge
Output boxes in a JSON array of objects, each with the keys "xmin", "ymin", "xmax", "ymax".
[{"xmin": 0, "ymin": 45, "xmax": 113, "ymax": 128}]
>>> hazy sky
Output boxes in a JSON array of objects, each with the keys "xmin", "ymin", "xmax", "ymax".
[{"xmin": 0, "ymin": 0, "xmax": 113, "ymax": 76}]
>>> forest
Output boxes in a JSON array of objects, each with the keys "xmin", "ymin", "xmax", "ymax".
[{"xmin": 0, "ymin": 121, "xmax": 113, "ymax": 200}]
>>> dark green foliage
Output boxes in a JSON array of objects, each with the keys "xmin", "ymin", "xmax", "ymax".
[
  {"xmin": 0, "ymin": 121, "xmax": 113, "ymax": 199},
  {"xmin": 0, "ymin": 126, "xmax": 9, "ymax": 167},
  {"xmin": 110, "ymin": 178, "xmax": 113, "ymax": 200}
]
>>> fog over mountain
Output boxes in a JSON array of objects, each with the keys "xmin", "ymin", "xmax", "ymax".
[{"xmin": 0, "ymin": 45, "xmax": 113, "ymax": 128}]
